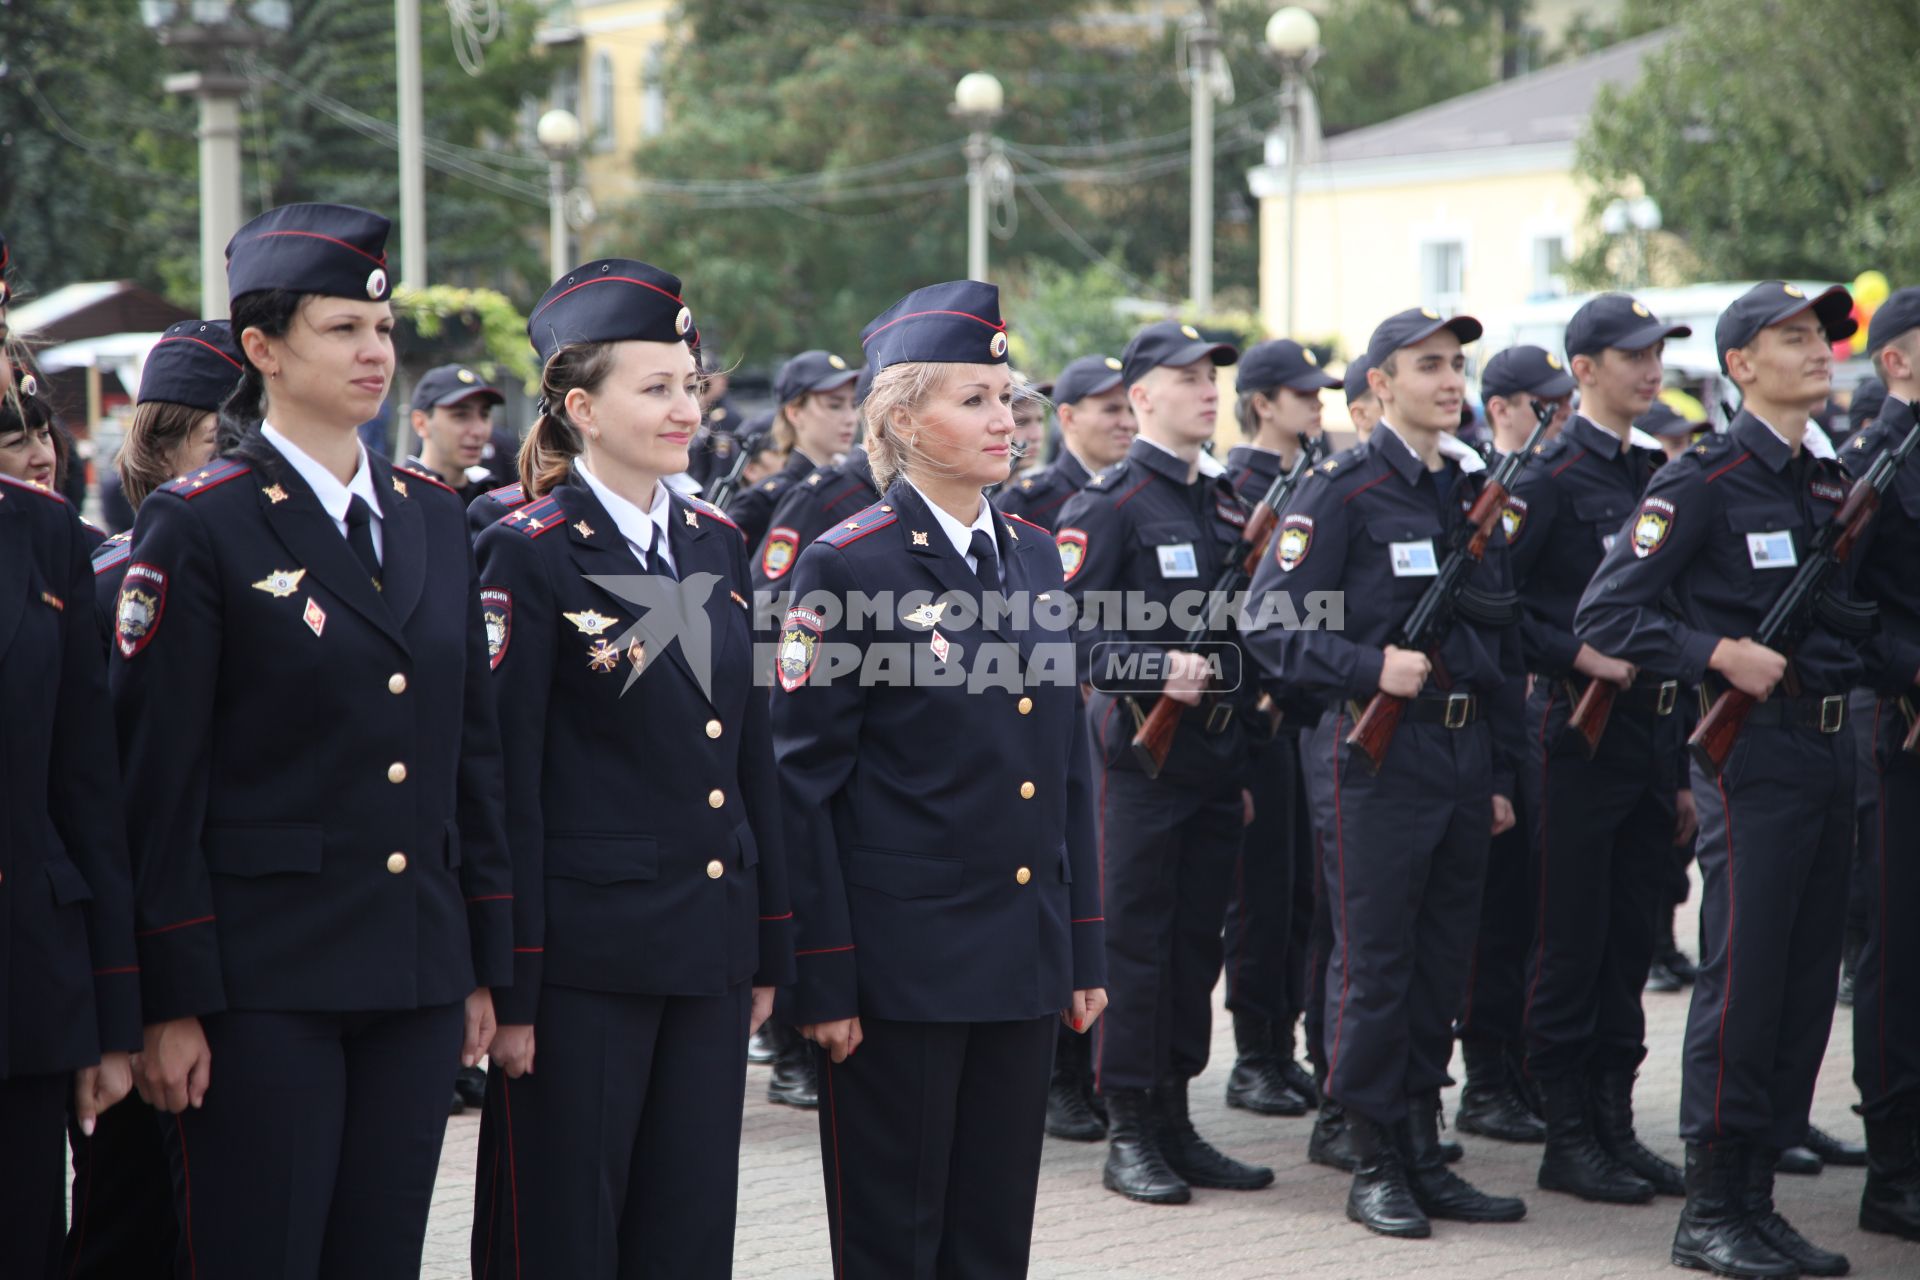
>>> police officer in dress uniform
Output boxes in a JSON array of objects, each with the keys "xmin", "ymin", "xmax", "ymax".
[
  {"xmin": 1497, "ymin": 304, "xmax": 1698, "ymax": 1209},
  {"xmin": 110, "ymin": 204, "xmax": 512, "ymax": 1280},
  {"xmin": 1840, "ymin": 289, "xmax": 1920, "ymax": 1243},
  {"xmin": 1243, "ymin": 307, "xmax": 1529, "ymax": 1239},
  {"xmin": 1220, "ymin": 339, "xmax": 1337, "ymax": 1120},
  {"xmin": 1574, "ymin": 281, "xmax": 1863, "ymax": 1279},
  {"xmin": 466, "ymin": 259, "xmax": 793, "ymax": 1278},
  {"xmin": 1056, "ymin": 321, "xmax": 1274, "ymax": 1206},
  {"xmin": 401, "ymin": 363, "xmax": 508, "ymax": 504},
  {"xmin": 0, "ymin": 363, "xmax": 140, "ymax": 1280},
  {"xmin": 724, "ymin": 350, "xmax": 859, "ymax": 553},
  {"xmin": 770, "ymin": 280, "xmax": 1106, "ymax": 1278}
]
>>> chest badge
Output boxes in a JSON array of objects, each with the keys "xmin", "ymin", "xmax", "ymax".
[
  {"xmin": 901, "ymin": 600, "xmax": 947, "ymax": 630},
  {"xmin": 251, "ymin": 568, "xmax": 308, "ymax": 599},
  {"xmin": 302, "ymin": 598, "xmax": 327, "ymax": 637},
  {"xmin": 586, "ymin": 638, "xmax": 622, "ymax": 672},
  {"xmin": 564, "ymin": 609, "xmax": 620, "ymax": 636}
]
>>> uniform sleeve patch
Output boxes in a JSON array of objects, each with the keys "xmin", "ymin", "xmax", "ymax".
[
  {"xmin": 1500, "ymin": 495, "xmax": 1529, "ymax": 542},
  {"xmin": 481, "ymin": 588, "xmax": 511, "ymax": 670},
  {"xmin": 1056, "ymin": 527, "xmax": 1088, "ymax": 582},
  {"xmin": 1275, "ymin": 514, "xmax": 1314, "ymax": 571},
  {"xmin": 777, "ymin": 606, "xmax": 824, "ymax": 693},
  {"xmin": 115, "ymin": 563, "xmax": 168, "ymax": 657},
  {"xmin": 761, "ymin": 526, "xmax": 799, "ymax": 580},
  {"xmin": 1809, "ymin": 479, "xmax": 1846, "ymax": 503},
  {"xmin": 1631, "ymin": 496, "xmax": 1675, "ymax": 558}
]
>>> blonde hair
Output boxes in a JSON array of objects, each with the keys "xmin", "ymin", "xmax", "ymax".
[
  {"xmin": 119, "ymin": 401, "xmax": 208, "ymax": 508},
  {"xmin": 863, "ymin": 361, "xmax": 1051, "ymax": 490},
  {"xmin": 518, "ymin": 342, "xmax": 621, "ymax": 498}
]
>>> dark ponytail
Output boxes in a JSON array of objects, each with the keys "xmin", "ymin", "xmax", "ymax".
[
  {"xmin": 519, "ymin": 341, "xmax": 618, "ymax": 498},
  {"xmin": 219, "ymin": 289, "xmax": 304, "ymax": 468}
]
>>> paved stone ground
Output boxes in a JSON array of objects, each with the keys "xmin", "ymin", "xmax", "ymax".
[{"xmin": 423, "ymin": 886, "xmax": 1919, "ymax": 1279}]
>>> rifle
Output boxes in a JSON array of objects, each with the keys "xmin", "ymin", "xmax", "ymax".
[
  {"xmin": 1690, "ymin": 409, "xmax": 1920, "ymax": 773},
  {"xmin": 1344, "ymin": 398, "xmax": 1557, "ymax": 773},
  {"xmin": 704, "ymin": 434, "xmax": 751, "ymax": 509},
  {"xmin": 1129, "ymin": 440, "xmax": 1320, "ymax": 778}
]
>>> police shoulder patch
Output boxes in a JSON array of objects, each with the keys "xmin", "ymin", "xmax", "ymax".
[
  {"xmin": 777, "ymin": 605, "xmax": 824, "ymax": 693},
  {"xmin": 761, "ymin": 525, "xmax": 800, "ymax": 580},
  {"xmin": 161, "ymin": 458, "xmax": 252, "ymax": 499},
  {"xmin": 1500, "ymin": 495, "xmax": 1529, "ymax": 542},
  {"xmin": 1631, "ymin": 496, "xmax": 1675, "ymax": 558},
  {"xmin": 1056, "ymin": 526, "xmax": 1089, "ymax": 581},
  {"xmin": 1275, "ymin": 514, "xmax": 1313, "ymax": 571},
  {"xmin": 480, "ymin": 587, "xmax": 511, "ymax": 669},
  {"xmin": 115, "ymin": 563, "xmax": 168, "ymax": 657}
]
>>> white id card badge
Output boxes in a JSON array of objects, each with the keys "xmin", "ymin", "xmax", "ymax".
[
  {"xmin": 1746, "ymin": 530, "xmax": 1797, "ymax": 569},
  {"xmin": 1157, "ymin": 543, "xmax": 1199, "ymax": 578},
  {"xmin": 1389, "ymin": 539, "xmax": 1439, "ymax": 577}
]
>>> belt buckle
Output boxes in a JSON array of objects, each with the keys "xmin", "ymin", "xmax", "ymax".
[
  {"xmin": 1819, "ymin": 695, "xmax": 1844, "ymax": 734},
  {"xmin": 1443, "ymin": 692, "xmax": 1471, "ymax": 729},
  {"xmin": 1206, "ymin": 703, "xmax": 1234, "ymax": 734},
  {"xmin": 1656, "ymin": 681, "xmax": 1678, "ymax": 716}
]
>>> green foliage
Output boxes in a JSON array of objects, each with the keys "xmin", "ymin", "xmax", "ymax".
[
  {"xmin": 1000, "ymin": 261, "xmax": 1137, "ymax": 375},
  {"xmin": 1307, "ymin": 0, "xmax": 1499, "ymax": 133},
  {"xmin": 390, "ymin": 284, "xmax": 537, "ymax": 390}
]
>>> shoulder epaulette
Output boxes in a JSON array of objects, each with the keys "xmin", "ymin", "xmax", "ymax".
[
  {"xmin": 483, "ymin": 480, "xmax": 528, "ymax": 506},
  {"xmin": 501, "ymin": 494, "xmax": 565, "ymax": 538},
  {"xmin": 1005, "ymin": 512, "xmax": 1050, "ymax": 538},
  {"xmin": 0, "ymin": 473, "xmax": 73, "ymax": 505},
  {"xmin": 160, "ymin": 458, "xmax": 252, "ymax": 499},
  {"xmin": 1314, "ymin": 443, "xmax": 1370, "ymax": 483},
  {"xmin": 819, "ymin": 499, "xmax": 897, "ymax": 548},
  {"xmin": 1686, "ymin": 432, "xmax": 1738, "ymax": 462},
  {"xmin": 677, "ymin": 492, "xmax": 739, "ymax": 530},
  {"xmin": 93, "ymin": 531, "xmax": 133, "ymax": 575},
  {"xmin": 395, "ymin": 463, "xmax": 457, "ymax": 496},
  {"xmin": 1081, "ymin": 458, "xmax": 1130, "ymax": 491}
]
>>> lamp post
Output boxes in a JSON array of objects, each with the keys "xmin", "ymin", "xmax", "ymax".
[
  {"xmin": 1264, "ymin": 6, "xmax": 1322, "ymax": 338},
  {"xmin": 395, "ymin": 0, "xmax": 427, "ymax": 287},
  {"xmin": 141, "ymin": 0, "xmax": 291, "ymax": 317},
  {"xmin": 1185, "ymin": 1, "xmax": 1222, "ymax": 315},
  {"xmin": 951, "ymin": 72, "xmax": 1005, "ymax": 284},
  {"xmin": 537, "ymin": 108, "xmax": 583, "ymax": 282}
]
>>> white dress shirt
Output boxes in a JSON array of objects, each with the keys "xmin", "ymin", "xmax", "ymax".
[
  {"xmin": 262, "ymin": 423, "xmax": 385, "ymax": 562},
  {"xmin": 577, "ymin": 459, "xmax": 677, "ymax": 575},
  {"xmin": 909, "ymin": 479, "xmax": 1000, "ymax": 575}
]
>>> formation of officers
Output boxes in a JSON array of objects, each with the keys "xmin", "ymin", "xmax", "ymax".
[{"xmin": 3, "ymin": 196, "xmax": 1920, "ymax": 1280}]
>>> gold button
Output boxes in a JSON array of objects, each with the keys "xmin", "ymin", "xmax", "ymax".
[
  {"xmin": 386, "ymin": 852, "xmax": 407, "ymax": 874},
  {"xmin": 1019, "ymin": 781, "xmax": 1035, "ymax": 799},
  {"xmin": 388, "ymin": 762, "xmax": 407, "ymax": 784},
  {"xmin": 708, "ymin": 788, "xmax": 725, "ymax": 809},
  {"xmin": 388, "ymin": 673, "xmax": 407, "ymax": 694},
  {"xmin": 1017, "ymin": 696, "xmax": 1033, "ymax": 715},
  {"xmin": 1016, "ymin": 866, "xmax": 1032, "ymax": 885},
  {"xmin": 705, "ymin": 719, "xmax": 723, "ymax": 739},
  {"xmin": 706, "ymin": 859, "xmax": 724, "ymax": 879}
]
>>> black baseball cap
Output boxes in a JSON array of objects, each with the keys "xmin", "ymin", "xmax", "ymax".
[
  {"xmin": 1364, "ymin": 307, "xmax": 1483, "ymax": 370},
  {"xmin": 1480, "ymin": 345, "xmax": 1576, "ymax": 401},
  {"xmin": 1121, "ymin": 321, "xmax": 1237, "ymax": 387},
  {"xmin": 1867, "ymin": 287, "xmax": 1920, "ymax": 355},
  {"xmin": 1052, "ymin": 354, "xmax": 1125, "ymax": 406},
  {"xmin": 1849, "ymin": 378, "xmax": 1888, "ymax": 432},
  {"xmin": 1237, "ymin": 339, "xmax": 1340, "ymax": 395},
  {"xmin": 1343, "ymin": 354, "xmax": 1375, "ymax": 403},
  {"xmin": 1633, "ymin": 402, "xmax": 1698, "ymax": 439},
  {"xmin": 1564, "ymin": 293, "xmax": 1691, "ymax": 357},
  {"xmin": 774, "ymin": 349, "xmax": 859, "ymax": 404},
  {"xmin": 413, "ymin": 362, "xmax": 504, "ymax": 412},
  {"xmin": 1714, "ymin": 281, "xmax": 1855, "ymax": 374}
]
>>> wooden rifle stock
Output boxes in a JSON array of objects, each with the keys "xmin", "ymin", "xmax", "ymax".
[
  {"xmin": 1345, "ymin": 684, "xmax": 1409, "ymax": 773},
  {"xmin": 1567, "ymin": 677, "xmax": 1616, "ymax": 756},
  {"xmin": 1688, "ymin": 686, "xmax": 1755, "ymax": 774}
]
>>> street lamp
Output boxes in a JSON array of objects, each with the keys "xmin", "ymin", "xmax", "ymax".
[
  {"xmin": 537, "ymin": 108, "xmax": 584, "ymax": 282},
  {"xmin": 1184, "ymin": 1, "xmax": 1225, "ymax": 316},
  {"xmin": 951, "ymin": 72, "xmax": 1005, "ymax": 284},
  {"xmin": 1264, "ymin": 6, "xmax": 1322, "ymax": 338},
  {"xmin": 142, "ymin": 0, "xmax": 291, "ymax": 317}
]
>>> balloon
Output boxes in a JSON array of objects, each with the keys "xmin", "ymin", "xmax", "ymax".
[{"xmin": 1853, "ymin": 269, "xmax": 1890, "ymax": 312}]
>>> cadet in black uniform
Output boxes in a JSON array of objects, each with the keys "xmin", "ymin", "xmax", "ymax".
[
  {"xmin": 1243, "ymin": 307, "xmax": 1528, "ymax": 1239},
  {"xmin": 467, "ymin": 258, "xmax": 792, "ymax": 1278},
  {"xmin": 1575, "ymin": 281, "xmax": 1862, "ymax": 1279},
  {"xmin": 724, "ymin": 349, "xmax": 858, "ymax": 552},
  {"xmin": 754, "ymin": 445, "xmax": 880, "ymax": 593},
  {"xmin": 0, "ymin": 368, "xmax": 140, "ymax": 1280},
  {"xmin": 1844, "ymin": 291, "xmax": 1920, "ymax": 1243},
  {"xmin": 994, "ymin": 353, "xmax": 1133, "ymax": 530},
  {"xmin": 111, "ymin": 204, "xmax": 512, "ymax": 1280},
  {"xmin": 1057, "ymin": 321, "xmax": 1273, "ymax": 1205},
  {"xmin": 1498, "ymin": 303, "xmax": 1696, "ymax": 1208},
  {"xmin": 1220, "ymin": 339, "xmax": 1336, "ymax": 1120},
  {"xmin": 771, "ymin": 281, "xmax": 1106, "ymax": 1277},
  {"xmin": 1344, "ymin": 355, "xmax": 1381, "ymax": 443},
  {"xmin": 401, "ymin": 363, "xmax": 508, "ymax": 503}
]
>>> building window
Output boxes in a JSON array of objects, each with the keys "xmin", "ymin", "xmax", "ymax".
[
  {"xmin": 1420, "ymin": 240, "xmax": 1465, "ymax": 314},
  {"xmin": 642, "ymin": 42, "xmax": 667, "ymax": 138},
  {"xmin": 592, "ymin": 51, "xmax": 615, "ymax": 150},
  {"xmin": 1532, "ymin": 235, "xmax": 1569, "ymax": 298},
  {"xmin": 551, "ymin": 63, "xmax": 580, "ymax": 119}
]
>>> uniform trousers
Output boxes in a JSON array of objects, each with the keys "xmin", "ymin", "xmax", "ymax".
[
  {"xmin": 1457, "ymin": 819, "xmax": 1531, "ymax": 1050},
  {"xmin": 0, "ymin": 1072, "xmax": 68, "ymax": 1279},
  {"xmin": 64, "ymin": 1094, "xmax": 175, "ymax": 1278},
  {"xmin": 1853, "ymin": 695, "xmax": 1920, "ymax": 1118},
  {"xmin": 471, "ymin": 982, "xmax": 751, "ymax": 1280},
  {"xmin": 158, "ymin": 1002, "xmax": 464, "ymax": 1280},
  {"xmin": 819, "ymin": 1015, "xmax": 1054, "ymax": 1279},
  {"xmin": 1223, "ymin": 729, "xmax": 1315, "ymax": 1037}
]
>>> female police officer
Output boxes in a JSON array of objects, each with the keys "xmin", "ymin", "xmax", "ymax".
[
  {"xmin": 468, "ymin": 258, "xmax": 792, "ymax": 1278},
  {"xmin": 110, "ymin": 204, "xmax": 511, "ymax": 1279},
  {"xmin": 772, "ymin": 280, "xmax": 1106, "ymax": 1278}
]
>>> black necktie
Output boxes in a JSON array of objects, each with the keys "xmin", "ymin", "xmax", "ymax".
[
  {"xmin": 645, "ymin": 533, "xmax": 677, "ymax": 581},
  {"xmin": 969, "ymin": 528, "xmax": 1001, "ymax": 595},
  {"xmin": 345, "ymin": 495, "xmax": 381, "ymax": 588}
]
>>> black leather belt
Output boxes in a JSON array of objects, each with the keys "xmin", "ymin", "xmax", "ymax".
[
  {"xmin": 1349, "ymin": 692, "xmax": 1479, "ymax": 728},
  {"xmin": 1736, "ymin": 693, "xmax": 1848, "ymax": 733},
  {"xmin": 1558, "ymin": 678, "xmax": 1679, "ymax": 716}
]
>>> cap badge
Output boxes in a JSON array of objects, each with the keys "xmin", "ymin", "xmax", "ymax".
[
  {"xmin": 1631, "ymin": 302, "xmax": 1651, "ymax": 318},
  {"xmin": 990, "ymin": 332, "xmax": 1009, "ymax": 359},
  {"xmin": 1180, "ymin": 324, "xmax": 1201, "ymax": 340},
  {"xmin": 1104, "ymin": 356, "xmax": 1123, "ymax": 370},
  {"xmin": 17, "ymin": 372, "xmax": 38, "ymax": 398},
  {"xmin": 828, "ymin": 353, "xmax": 848, "ymax": 370},
  {"xmin": 1783, "ymin": 284, "xmax": 1805, "ymax": 299},
  {"xmin": 674, "ymin": 306, "xmax": 694, "ymax": 336},
  {"xmin": 1303, "ymin": 348, "xmax": 1319, "ymax": 365},
  {"xmin": 1546, "ymin": 353, "xmax": 1563, "ymax": 369},
  {"xmin": 366, "ymin": 268, "xmax": 388, "ymax": 299},
  {"xmin": 1420, "ymin": 308, "xmax": 1439, "ymax": 320},
  {"xmin": 457, "ymin": 369, "xmax": 476, "ymax": 383}
]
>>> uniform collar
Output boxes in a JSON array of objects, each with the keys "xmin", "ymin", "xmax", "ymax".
[
  {"xmin": 263, "ymin": 422, "xmax": 382, "ymax": 523},
  {"xmin": 575, "ymin": 458, "xmax": 674, "ymax": 569},
  {"xmin": 1731, "ymin": 411, "xmax": 1798, "ymax": 473},
  {"xmin": 1370, "ymin": 421, "xmax": 1436, "ymax": 486},
  {"xmin": 907, "ymin": 478, "xmax": 997, "ymax": 560},
  {"xmin": 1128, "ymin": 434, "xmax": 1225, "ymax": 484},
  {"xmin": 1567, "ymin": 413, "xmax": 1628, "ymax": 460},
  {"xmin": 1053, "ymin": 448, "xmax": 1093, "ymax": 487}
]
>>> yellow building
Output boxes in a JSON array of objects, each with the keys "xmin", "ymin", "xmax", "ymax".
[
  {"xmin": 536, "ymin": 1, "xmax": 678, "ymax": 230},
  {"xmin": 1248, "ymin": 29, "xmax": 1672, "ymax": 368}
]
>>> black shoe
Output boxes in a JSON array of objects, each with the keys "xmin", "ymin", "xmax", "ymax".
[
  {"xmin": 1745, "ymin": 1145, "xmax": 1850, "ymax": 1275},
  {"xmin": 1225, "ymin": 1014, "xmax": 1309, "ymax": 1116},
  {"xmin": 449, "ymin": 1091, "xmax": 466, "ymax": 1116},
  {"xmin": 1456, "ymin": 1039, "xmax": 1547, "ymax": 1144},
  {"xmin": 1803, "ymin": 1124, "xmax": 1866, "ymax": 1168},
  {"xmin": 1656, "ymin": 914, "xmax": 1698, "ymax": 985},
  {"xmin": 1046, "ymin": 1031, "xmax": 1107, "ymax": 1141},
  {"xmin": 1671, "ymin": 1141, "xmax": 1799, "ymax": 1279},
  {"xmin": 1860, "ymin": 1105, "xmax": 1920, "ymax": 1242},
  {"xmin": 1775, "ymin": 1145, "xmax": 1822, "ymax": 1175},
  {"xmin": 1280, "ymin": 1056, "xmax": 1321, "ymax": 1109},
  {"xmin": 1537, "ymin": 1074, "xmax": 1655, "ymax": 1204},
  {"xmin": 454, "ymin": 1065, "xmax": 487, "ymax": 1110},
  {"xmin": 1404, "ymin": 1094, "xmax": 1526, "ymax": 1222},
  {"xmin": 768, "ymin": 1035, "xmax": 820, "ymax": 1109},
  {"xmin": 1310, "ymin": 1098, "xmax": 1358, "ymax": 1172},
  {"xmin": 747, "ymin": 1023, "xmax": 779, "ymax": 1065},
  {"xmin": 1156, "ymin": 1078, "xmax": 1273, "ymax": 1190},
  {"xmin": 1102, "ymin": 1089, "xmax": 1191, "ymax": 1205},
  {"xmin": 1345, "ymin": 1113, "xmax": 1430, "ymax": 1239},
  {"xmin": 1590, "ymin": 1068, "xmax": 1685, "ymax": 1196},
  {"xmin": 1647, "ymin": 959, "xmax": 1685, "ymax": 994}
]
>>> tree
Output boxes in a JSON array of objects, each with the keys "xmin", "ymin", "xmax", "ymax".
[{"xmin": 1576, "ymin": 0, "xmax": 1920, "ymax": 286}]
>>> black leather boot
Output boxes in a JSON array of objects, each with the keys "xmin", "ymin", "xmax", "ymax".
[
  {"xmin": 1590, "ymin": 1067, "xmax": 1685, "ymax": 1196},
  {"xmin": 1345, "ymin": 1112, "xmax": 1430, "ymax": 1239},
  {"xmin": 1156, "ymin": 1077, "xmax": 1274, "ymax": 1189},
  {"xmin": 1403, "ymin": 1093, "xmax": 1526, "ymax": 1222},
  {"xmin": 1657, "ymin": 911, "xmax": 1698, "ymax": 984},
  {"xmin": 1537, "ymin": 1073, "xmax": 1654, "ymax": 1203},
  {"xmin": 1861, "ymin": 1105, "xmax": 1920, "ymax": 1242},
  {"xmin": 747, "ymin": 1022, "xmax": 779, "ymax": 1065},
  {"xmin": 1774, "ymin": 1144, "xmax": 1822, "ymax": 1175},
  {"xmin": 1045, "ymin": 1027, "xmax": 1106, "ymax": 1141},
  {"xmin": 1225, "ymin": 1013, "xmax": 1309, "ymax": 1116},
  {"xmin": 1671, "ymin": 1141, "xmax": 1798, "ymax": 1278},
  {"xmin": 1455, "ymin": 1038, "xmax": 1546, "ymax": 1143},
  {"xmin": 767, "ymin": 1027, "xmax": 820, "ymax": 1108},
  {"xmin": 1279, "ymin": 1055, "xmax": 1321, "ymax": 1109},
  {"xmin": 1803, "ymin": 1123, "xmax": 1867, "ymax": 1167},
  {"xmin": 1745, "ymin": 1144, "xmax": 1850, "ymax": 1275},
  {"xmin": 1102, "ymin": 1089, "xmax": 1190, "ymax": 1205},
  {"xmin": 1309, "ymin": 1093, "xmax": 1357, "ymax": 1172}
]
